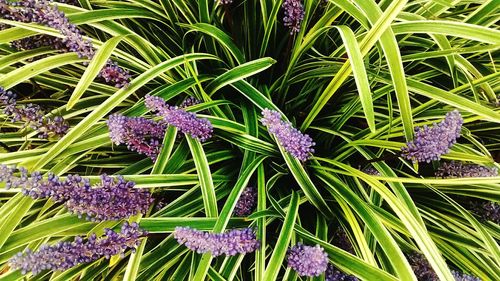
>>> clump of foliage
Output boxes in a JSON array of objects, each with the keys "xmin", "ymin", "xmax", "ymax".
[{"xmin": 0, "ymin": 0, "xmax": 499, "ymax": 280}]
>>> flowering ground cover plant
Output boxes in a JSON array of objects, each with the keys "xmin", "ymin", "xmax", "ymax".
[{"xmin": 0, "ymin": 0, "xmax": 499, "ymax": 280}]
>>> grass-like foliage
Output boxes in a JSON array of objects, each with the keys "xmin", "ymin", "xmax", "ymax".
[{"xmin": 0, "ymin": 0, "xmax": 499, "ymax": 280}]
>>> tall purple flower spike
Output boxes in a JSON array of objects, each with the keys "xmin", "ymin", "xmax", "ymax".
[
  {"xmin": 401, "ymin": 110, "xmax": 463, "ymax": 163},
  {"xmin": 0, "ymin": 87, "xmax": 69, "ymax": 138},
  {"xmin": 436, "ymin": 161, "xmax": 498, "ymax": 178},
  {"xmin": 282, "ymin": 0, "xmax": 304, "ymax": 34},
  {"xmin": 107, "ymin": 114, "xmax": 167, "ymax": 161},
  {"xmin": 261, "ymin": 109, "xmax": 315, "ymax": 161},
  {"xmin": 173, "ymin": 227, "xmax": 259, "ymax": 256},
  {"xmin": 407, "ymin": 252, "xmax": 439, "ymax": 281},
  {"xmin": 287, "ymin": 243, "xmax": 329, "ymax": 277},
  {"xmin": 145, "ymin": 95, "xmax": 213, "ymax": 142},
  {"xmin": 0, "ymin": 165, "xmax": 153, "ymax": 221},
  {"xmin": 9, "ymin": 222, "xmax": 146, "ymax": 275},
  {"xmin": 0, "ymin": 0, "xmax": 130, "ymax": 87},
  {"xmin": 233, "ymin": 186, "xmax": 257, "ymax": 217}
]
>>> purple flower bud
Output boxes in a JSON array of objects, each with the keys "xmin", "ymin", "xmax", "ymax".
[
  {"xmin": 436, "ymin": 161, "xmax": 498, "ymax": 178},
  {"xmin": 0, "ymin": 165, "xmax": 153, "ymax": 221},
  {"xmin": 107, "ymin": 114, "xmax": 166, "ymax": 161},
  {"xmin": 363, "ymin": 166, "xmax": 381, "ymax": 176},
  {"xmin": 333, "ymin": 228, "xmax": 354, "ymax": 254},
  {"xmin": 282, "ymin": 0, "xmax": 304, "ymax": 34},
  {"xmin": 145, "ymin": 95, "xmax": 213, "ymax": 141},
  {"xmin": 261, "ymin": 109, "xmax": 315, "ymax": 161},
  {"xmin": 0, "ymin": 87, "xmax": 68, "ymax": 138},
  {"xmin": 326, "ymin": 264, "xmax": 359, "ymax": 281},
  {"xmin": 180, "ymin": 96, "xmax": 201, "ymax": 108},
  {"xmin": 9, "ymin": 222, "xmax": 146, "ymax": 275},
  {"xmin": 98, "ymin": 61, "xmax": 131, "ymax": 88},
  {"xmin": 401, "ymin": 110, "xmax": 463, "ymax": 163},
  {"xmin": 287, "ymin": 243, "xmax": 329, "ymax": 277},
  {"xmin": 469, "ymin": 200, "xmax": 499, "ymax": 224},
  {"xmin": 173, "ymin": 227, "xmax": 259, "ymax": 256},
  {"xmin": 452, "ymin": 270, "xmax": 481, "ymax": 281},
  {"xmin": 407, "ymin": 252, "xmax": 438, "ymax": 281},
  {"xmin": 233, "ymin": 186, "xmax": 257, "ymax": 217}
]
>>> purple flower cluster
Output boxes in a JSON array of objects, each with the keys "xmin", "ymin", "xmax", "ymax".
[
  {"xmin": 436, "ymin": 161, "xmax": 498, "ymax": 178},
  {"xmin": 0, "ymin": 87, "xmax": 69, "ymax": 138},
  {"xmin": 287, "ymin": 243, "xmax": 329, "ymax": 277},
  {"xmin": 282, "ymin": 0, "xmax": 304, "ymax": 34},
  {"xmin": 326, "ymin": 264, "xmax": 358, "ymax": 281},
  {"xmin": 180, "ymin": 96, "xmax": 201, "ymax": 108},
  {"xmin": 470, "ymin": 200, "xmax": 499, "ymax": 224},
  {"xmin": 452, "ymin": 270, "xmax": 481, "ymax": 281},
  {"xmin": 401, "ymin": 110, "xmax": 463, "ymax": 163},
  {"xmin": 9, "ymin": 222, "xmax": 146, "ymax": 275},
  {"xmin": 363, "ymin": 166, "xmax": 381, "ymax": 176},
  {"xmin": 407, "ymin": 252, "xmax": 438, "ymax": 281},
  {"xmin": 261, "ymin": 109, "xmax": 315, "ymax": 161},
  {"xmin": 145, "ymin": 95, "xmax": 213, "ymax": 142},
  {"xmin": 107, "ymin": 114, "xmax": 166, "ymax": 161},
  {"xmin": 173, "ymin": 227, "xmax": 259, "ymax": 256},
  {"xmin": 233, "ymin": 186, "xmax": 257, "ymax": 217},
  {"xmin": 0, "ymin": 165, "xmax": 153, "ymax": 221},
  {"xmin": 0, "ymin": 0, "xmax": 130, "ymax": 87}
]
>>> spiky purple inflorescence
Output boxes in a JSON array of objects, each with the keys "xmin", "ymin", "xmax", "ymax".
[
  {"xmin": 401, "ymin": 110, "xmax": 463, "ymax": 163},
  {"xmin": 233, "ymin": 186, "xmax": 257, "ymax": 216},
  {"xmin": 452, "ymin": 270, "xmax": 481, "ymax": 281},
  {"xmin": 145, "ymin": 95, "xmax": 213, "ymax": 141},
  {"xmin": 180, "ymin": 96, "xmax": 201, "ymax": 108},
  {"xmin": 407, "ymin": 252, "xmax": 438, "ymax": 281},
  {"xmin": 9, "ymin": 222, "xmax": 145, "ymax": 275},
  {"xmin": 173, "ymin": 227, "xmax": 259, "ymax": 256},
  {"xmin": 287, "ymin": 243, "xmax": 329, "ymax": 277},
  {"xmin": 0, "ymin": 0, "xmax": 130, "ymax": 87},
  {"xmin": 470, "ymin": 200, "xmax": 500, "ymax": 224},
  {"xmin": 107, "ymin": 114, "xmax": 166, "ymax": 161},
  {"xmin": 0, "ymin": 87, "xmax": 68, "ymax": 138},
  {"xmin": 261, "ymin": 109, "xmax": 315, "ymax": 161},
  {"xmin": 436, "ymin": 161, "xmax": 498, "ymax": 178},
  {"xmin": 282, "ymin": 0, "xmax": 304, "ymax": 34},
  {"xmin": 0, "ymin": 165, "xmax": 153, "ymax": 221},
  {"xmin": 326, "ymin": 264, "xmax": 359, "ymax": 281}
]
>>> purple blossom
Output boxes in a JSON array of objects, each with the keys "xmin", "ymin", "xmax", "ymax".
[
  {"xmin": 452, "ymin": 270, "xmax": 481, "ymax": 281},
  {"xmin": 407, "ymin": 252, "xmax": 438, "ymax": 281},
  {"xmin": 261, "ymin": 109, "xmax": 315, "ymax": 161},
  {"xmin": 363, "ymin": 166, "xmax": 381, "ymax": 176},
  {"xmin": 107, "ymin": 114, "xmax": 166, "ymax": 161},
  {"xmin": 0, "ymin": 0, "xmax": 130, "ymax": 87},
  {"xmin": 233, "ymin": 186, "xmax": 257, "ymax": 217},
  {"xmin": 470, "ymin": 200, "xmax": 499, "ymax": 224},
  {"xmin": 145, "ymin": 95, "xmax": 213, "ymax": 142},
  {"xmin": 401, "ymin": 110, "xmax": 463, "ymax": 163},
  {"xmin": 326, "ymin": 264, "xmax": 359, "ymax": 281},
  {"xmin": 9, "ymin": 222, "xmax": 146, "ymax": 275},
  {"xmin": 180, "ymin": 96, "xmax": 201, "ymax": 108},
  {"xmin": 173, "ymin": 227, "xmax": 259, "ymax": 256},
  {"xmin": 282, "ymin": 0, "xmax": 304, "ymax": 34},
  {"xmin": 436, "ymin": 161, "xmax": 498, "ymax": 178},
  {"xmin": 287, "ymin": 243, "xmax": 329, "ymax": 277},
  {"xmin": 0, "ymin": 87, "xmax": 68, "ymax": 138},
  {"xmin": 0, "ymin": 165, "xmax": 153, "ymax": 221}
]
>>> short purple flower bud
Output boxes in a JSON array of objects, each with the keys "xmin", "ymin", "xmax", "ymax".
[
  {"xmin": 452, "ymin": 270, "xmax": 481, "ymax": 281},
  {"xmin": 174, "ymin": 227, "xmax": 259, "ymax": 256},
  {"xmin": 180, "ymin": 96, "xmax": 201, "ymax": 108},
  {"xmin": 261, "ymin": 109, "xmax": 315, "ymax": 161},
  {"xmin": 407, "ymin": 252, "xmax": 438, "ymax": 281},
  {"xmin": 287, "ymin": 243, "xmax": 329, "ymax": 277},
  {"xmin": 469, "ymin": 200, "xmax": 499, "ymax": 224},
  {"xmin": 233, "ymin": 186, "xmax": 257, "ymax": 217},
  {"xmin": 282, "ymin": 0, "xmax": 304, "ymax": 34},
  {"xmin": 145, "ymin": 95, "xmax": 213, "ymax": 141},
  {"xmin": 326, "ymin": 264, "xmax": 359, "ymax": 281},
  {"xmin": 436, "ymin": 161, "xmax": 498, "ymax": 178},
  {"xmin": 401, "ymin": 110, "xmax": 463, "ymax": 163}
]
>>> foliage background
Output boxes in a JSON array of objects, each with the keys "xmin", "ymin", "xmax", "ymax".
[{"xmin": 0, "ymin": 0, "xmax": 499, "ymax": 280}]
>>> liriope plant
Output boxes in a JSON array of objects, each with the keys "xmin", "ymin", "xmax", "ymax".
[{"xmin": 0, "ymin": 0, "xmax": 499, "ymax": 281}]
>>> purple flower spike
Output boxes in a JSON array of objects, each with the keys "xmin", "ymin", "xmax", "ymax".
[
  {"xmin": 234, "ymin": 186, "xmax": 257, "ymax": 217},
  {"xmin": 470, "ymin": 200, "xmax": 499, "ymax": 224},
  {"xmin": 407, "ymin": 252, "xmax": 438, "ymax": 281},
  {"xmin": 145, "ymin": 95, "xmax": 213, "ymax": 141},
  {"xmin": 287, "ymin": 243, "xmax": 329, "ymax": 277},
  {"xmin": 180, "ymin": 96, "xmax": 201, "ymax": 108},
  {"xmin": 282, "ymin": 0, "xmax": 304, "ymax": 34},
  {"xmin": 261, "ymin": 109, "xmax": 315, "ymax": 161},
  {"xmin": 99, "ymin": 61, "xmax": 131, "ymax": 88},
  {"xmin": 326, "ymin": 264, "xmax": 359, "ymax": 281},
  {"xmin": 107, "ymin": 114, "xmax": 166, "ymax": 161},
  {"xmin": 173, "ymin": 227, "xmax": 259, "ymax": 256},
  {"xmin": 0, "ymin": 165, "xmax": 153, "ymax": 221},
  {"xmin": 452, "ymin": 270, "xmax": 481, "ymax": 281},
  {"xmin": 401, "ymin": 110, "xmax": 463, "ymax": 163},
  {"xmin": 9, "ymin": 222, "xmax": 146, "ymax": 275},
  {"xmin": 436, "ymin": 161, "xmax": 498, "ymax": 178}
]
